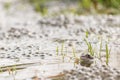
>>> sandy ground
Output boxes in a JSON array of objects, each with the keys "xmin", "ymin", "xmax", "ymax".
[{"xmin": 0, "ymin": 0, "xmax": 120, "ymax": 80}]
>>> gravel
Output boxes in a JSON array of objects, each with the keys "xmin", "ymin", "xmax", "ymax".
[
  {"xmin": 0, "ymin": 0, "xmax": 120, "ymax": 80},
  {"xmin": 61, "ymin": 64, "xmax": 120, "ymax": 80}
]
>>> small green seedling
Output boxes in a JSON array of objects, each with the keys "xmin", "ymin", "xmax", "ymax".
[
  {"xmin": 0, "ymin": 67, "xmax": 3, "ymax": 73},
  {"xmin": 84, "ymin": 38, "xmax": 94, "ymax": 56},
  {"xmin": 72, "ymin": 46, "xmax": 76, "ymax": 58},
  {"xmin": 56, "ymin": 46, "xmax": 59, "ymax": 56},
  {"xmin": 105, "ymin": 43, "xmax": 111, "ymax": 65},
  {"xmin": 85, "ymin": 30, "xmax": 89, "ymax": 38},
  {"xmin": 65, "ymin": 47, "xmax": 68, "ymax": 55},
  {"xmin": 61, "ymin": 42, "xmax": 64, "ymax": 55},
  {"xmin": 99, "ymin": 39, "xmax": 102, "ymax": 60},
  {"xmin": 60, "ymin": 42, "xmax": 65, "ymax": 62},
  {"xmin": 72, "ymin": 46, "xmax": 77, "ymax": 67},
  {"xmin": 12, "ymin": 65, "xmax": 17, "ymax": 75},
  {"xmin": 89, "ymin": 42, "xmax": 94, "ymax": 56}
]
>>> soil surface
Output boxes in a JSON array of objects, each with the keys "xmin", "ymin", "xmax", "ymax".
[{"xmin": 0, "ymin": 0, "xmax": 120, "ymax": 80}]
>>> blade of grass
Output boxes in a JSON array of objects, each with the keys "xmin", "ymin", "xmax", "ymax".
[
  {"xmin": 72, "ymin": 46, "xmax": 76, "ymax": 58},
  {"xmin": 105, "ymin": 43, "xmax": 110, "ymax": 65},
  {"xmin": 56, "ymin": 46, "xmax": 59, "ymax": 56},
  {"xmin": 61, "ymin": 42, "xmax": 64, "ymax": 55},
  {"xmin": 85, "ymin": 30, "xmax": 89, "ymax": 38},
  {"xmin": 84, "ymin": 38, "xmax": 94, "ymax": 56},
  {"xmin": 61, "ymin": 42, "xmax": 65, "ymax": 62},
  {"xmin": 89, "ymin": 42, "xmax": 94, "ymax": 56},
  {"xmin": 0, "ymin": 67, "xmax": 3, "ymax": 73},
  {"xmin": 84, "ymin": 38, "xmax": 89, "ymax": 50},
  {"xmin": 99, "ymin": 39, "xmax": 102, "ymax": 60}
]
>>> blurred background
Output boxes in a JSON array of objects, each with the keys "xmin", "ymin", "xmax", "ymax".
[
  {"xmin": 1, "ymin": 0, "xmax": 120, "ymax": 16},
  {"xmin": 28, "ymin": 0, "xmax": 120, "ymax": 15}
]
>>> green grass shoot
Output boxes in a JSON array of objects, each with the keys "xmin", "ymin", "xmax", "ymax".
[
  {"xmin": 84, "ymin": 38, "xmax": 94, "ymax": 56},
  {"xmin": 105, "ymin": 43, "xmax": 111, "ymax": 65},
  {"xmin": 61, "ymin": 42, "xmax": 65, "ymax": 62},
  {"xmin": 85, "ymin": 30, "xmax": 89, "ymax": 38},
  {"xmin": 99, "ymin": 39, "xmax": 102, "ymax": 59},
  {"xmin": 0, "ymin": 67, "xmax": 3, "ymax": 73},
  {"xmin": 89, "ymin": 42, "xmax": 94, "ymax": 56},
  {"xmin": 12, "ymin": 65, "xmax": 17, "ymax": 75},
  {"xmin": 56, "ymin": 46, "xmax": 59, "ymax": 55},
  {"xmin": 61, "ymin": 42, "xmax": 64, "ymax": 55},
  {"xmin": 72, "ymin": 46, "xmax": 76, "ymax": 58},
  {"xmin": 84, "ymin": 38, "xmax": 89, "ymax": 48}
]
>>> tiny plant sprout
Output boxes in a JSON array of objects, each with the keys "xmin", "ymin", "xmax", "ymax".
[
  {"xmin": 61, "ymin": 42, "xmax": 64, "ymax": 55},
  {"xmin": 12, "ymin": 65, "xmax": 17, "ymax": 75},
  {"xmin": 84, "ymin": 38, "xmax": 94, "ymax": 56},
  {"xmin": 99, "ymin": 39, "xmax": 102, "ymax": 60},
  {"xmin": 56, "ymin": 46, "xmax": 59, "ymax": 56},
  {"xmin": 0, "ymin": 67, "xmax": 3, "ymax": 73},
  {"xmin": 84, "ymin": 38, "xmax": 89, "ymax": 50},
  {"xmin": 60, "ymin": 42, "xmax": 65, "ymax": 62},
  {"xmin": 89, "ymin": 42, "xmax": 94, "ymax": 56},
  {"xmin": 86, "ymin": 30, "xmax": 89, "ymax": 38},
  {"xmin": 72, "ymin": 46, "xmax": 78, "ymax": 66},
  {"xmin": 105, "ymin": 42, "xmax": 111, "ymax": 65},
  {"xmin": 72, "ymin": 46, "xmax": 76, "ymax": 58}
]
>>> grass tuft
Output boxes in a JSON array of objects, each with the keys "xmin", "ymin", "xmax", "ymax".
[{"xmin": 84, "ymin": 38, "xmax": 94, "ymax": 56}]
